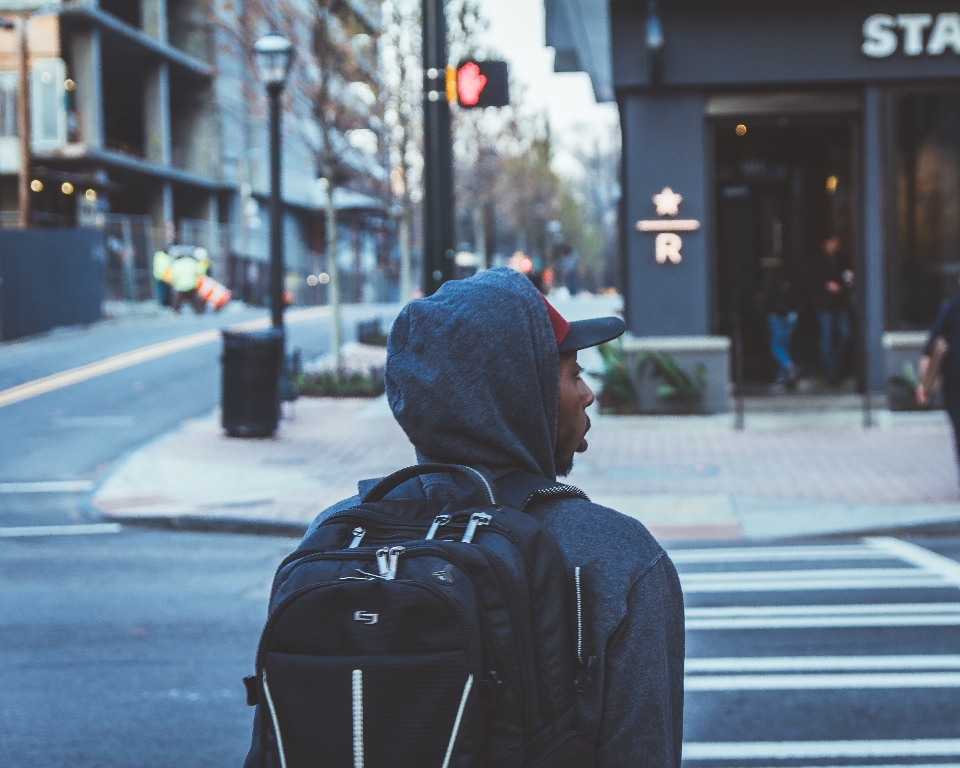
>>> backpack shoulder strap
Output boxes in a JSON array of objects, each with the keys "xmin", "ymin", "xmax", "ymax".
[{"xmin": 493, "ymin": 471, "xmax": 589, "ymax": 511}]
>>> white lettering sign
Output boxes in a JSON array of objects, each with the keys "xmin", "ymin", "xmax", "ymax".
[
  {"xmin": 636, "ymin": 187, "xmax": 700, "ymax": 266},
  {"xmin": 655, "ymin": 233, "xmax": 683, "ymax": 264},
  {"xmin": 863, "ymin": 12, "xmax": 960, "ymax": 57}
]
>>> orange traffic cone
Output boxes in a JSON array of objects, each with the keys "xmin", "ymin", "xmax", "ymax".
[{"xmin": 196, "ymin": 275, "xmax": 232, "ymax": 311}]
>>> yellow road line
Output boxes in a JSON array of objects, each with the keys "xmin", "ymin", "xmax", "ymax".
[{"xmin": 0, "ymin": 306, "xmax": 331, "ymax": 409}]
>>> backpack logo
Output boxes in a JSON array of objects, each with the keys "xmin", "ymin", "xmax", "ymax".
[
  {"xmin": 433, "ymin": 564, "xmax": 455, "ymax": 584},
  {"xmin": 353, "ymin": 611, "xmax": 379, "ymax": 625}
]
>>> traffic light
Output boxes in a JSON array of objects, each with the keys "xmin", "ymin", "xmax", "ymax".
[{"xmin": 446, "ymin": 60, "xmax": 509, "ymax": 108}]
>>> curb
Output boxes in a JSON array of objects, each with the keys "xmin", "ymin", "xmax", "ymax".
[
  {"xmin": 91, "ymin": 509, "xmax": 960, "ymax": 543},
  {"xmin": 102, "ymin": 513, "xmax": 308, "ymax": 538}
]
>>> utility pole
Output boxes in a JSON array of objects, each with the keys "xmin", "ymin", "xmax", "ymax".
[
  {"xmin": 421, "ymin": 0, "xmax": 455, "ymax": 296},
  {"xmin": 267, "ymin": 80, "xmax": 284, "ymax": 330},
  {"xmin": 16, "ymin": 15, "xmax": 30, "ymax": 229}
]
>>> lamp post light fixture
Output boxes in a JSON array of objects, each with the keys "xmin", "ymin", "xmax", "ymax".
[{"xmin": 254, "ymin": 33, "xmax": 293, "ymax": 330}]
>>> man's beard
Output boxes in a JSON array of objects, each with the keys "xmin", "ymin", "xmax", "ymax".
[{"xmin": 555, "ymin": 415, "xmax": 590, "ymax": 478}]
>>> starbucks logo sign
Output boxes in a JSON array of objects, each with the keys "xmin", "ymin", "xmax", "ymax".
[{"xmin": 863, "ymin": 13, "xmax": 960, "ymax": 57}]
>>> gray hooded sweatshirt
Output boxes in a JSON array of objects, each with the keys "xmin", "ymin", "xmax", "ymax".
[{"xmin": 307, "ymin": 267, "xmax": 684, "ymax": 768}]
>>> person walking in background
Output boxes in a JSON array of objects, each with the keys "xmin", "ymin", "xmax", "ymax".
[
  {"xmin": 167, "ymin": 247, "xmax": 205, "ymax": 314},
  {"xmin": 763, "ymin": 260, "xmax": 799, "ymax": 388},
  {"xmin": 815, "ymin": 233, "xmax": 854, "ymax": 383},
  {"xmin": 917, "ymin": 279, "xmax": 960, "ymax": 484},
  {"xmin": 152, "ymin": 247, "xmax": 172, "ymax": 307}
]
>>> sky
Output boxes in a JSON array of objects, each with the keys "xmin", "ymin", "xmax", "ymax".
[{"xmin": 476, "ymin": 0, "xmax": 620, "ymax": 176}]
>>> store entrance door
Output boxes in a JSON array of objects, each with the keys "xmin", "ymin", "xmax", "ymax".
[{"xmin": 714, "ymin": 119, "xmax": 855, "ymax": 390}]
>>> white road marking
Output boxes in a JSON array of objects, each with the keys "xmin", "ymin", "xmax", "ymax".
[
  {"xmin": 699, "ymin": 765, "xmax": 960, "ymax": 768},
  {"xmin": 867, "ymin": 536, "xmax": 960, "ymax": 589},
  {"xmin": 680, "ymin": 568, "xmax": 945, "ymax": 592},
  {"xmin": 0, "ymin": 307, "xmax": 330, "ymax": 410},
  {"xmin": 671, "ymin": 545, "xmax": 887, "ymax": 563},
  {"xmin": 685, "ymin": 672, "xmax": 960, "ymax": 690},
  {"xmin": 0, "ymin": 523, "xmax": 121, "ymax": 538},
  {"xmin": 683, "ymin": 739, "xmax": 960, "ymax": 760},
  {"xmin": 686, "ymin": 655, "xmax": 960, "ymax": 672},
  {"xmin": 54, "ymin": 416, "xmax": 135, "ymax": 428},
  {"xmin": 0, "ymin": 480, "xmax": 94, "ymax": 493},
  {"xmin": 687, "ymin": 603, "xmax": 960, "ymax": 629}
]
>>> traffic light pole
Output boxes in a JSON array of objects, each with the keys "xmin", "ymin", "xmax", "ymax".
[{"xmin": 422, "ymin": 0, "xmax": 455, "ymax": 296}]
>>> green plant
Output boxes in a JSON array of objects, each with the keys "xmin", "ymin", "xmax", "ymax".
[
  {"xmin": 639, "ymin": 353, "xmax": 707, "ymax": 413},
  {"xmin": 888, "ymin": 361, "xmax": 926, "ymax": 411},
  {"xmin": 293, "ymin": 368, "xmax": 386, "ymax": 398},
  {"xmin": 590, "ymin": 340, "xmax": 637, "ymax": 413}
]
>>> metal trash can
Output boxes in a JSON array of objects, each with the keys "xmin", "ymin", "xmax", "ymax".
[{"xmin": 221, "ymin": 328, "xmax": 284, "ymax": 437}]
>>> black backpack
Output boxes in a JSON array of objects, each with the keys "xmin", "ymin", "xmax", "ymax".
[{"xmin": 242, "ymin": 463, "xmax": 597, "ymax": 768}]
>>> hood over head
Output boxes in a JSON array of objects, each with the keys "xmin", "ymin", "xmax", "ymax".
[{"xmin": 386, "ymin": 267, "xmax": 560, "ymax": 480}]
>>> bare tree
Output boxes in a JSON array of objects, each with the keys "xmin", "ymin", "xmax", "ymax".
[{"xmin": 310, "ymin": 0, "xmax": 383, "ymax": 370}]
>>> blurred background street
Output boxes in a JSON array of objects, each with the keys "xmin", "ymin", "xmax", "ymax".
[{"xmin": 3, "ymin": 0, "xmax": 960, "ymax": 761}]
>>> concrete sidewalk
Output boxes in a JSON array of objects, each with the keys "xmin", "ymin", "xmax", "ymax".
[{"xmin": 89, "ymin": 395, "xmax": 960, "ymax": 542}]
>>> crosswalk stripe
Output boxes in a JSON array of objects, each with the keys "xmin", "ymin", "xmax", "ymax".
[
  {"xmin": 681, "ymin": 568, "xmax": 945, "ymax": 592},
  {"xmin": 686, "ymin": 655, "xmax": 960, "ymax": 672},
  {"xmin": 0, "ymin": 524, "xmax": 122, "ymax": 538},
  {"xmin": 868, "ymin": 537, "xmax": 960, "ymax": 589},
  {"xmin": 687, "ymin": 603, "xmax": 960, "ymax": 629},
  {"xmin": 688, "ymin": 615, "xmax": 960, "ymax": 629},
  {"xmin": 685, "ymin": 672, "xmax": 960, "ymax": 690},
  {"xmin": 683, "ymin": 739, "xmax": 960, "ymax": 759},
  {"xmin": 671, "ymin": 545, "xmax": 888, "ymax": 563},
  {"xmin": 687, "ymin": 603, "xmax": 960, "ymax": 616},
  {"xmin": 694, "ymin": 765, "xmax": 960, "ymax": 768}
]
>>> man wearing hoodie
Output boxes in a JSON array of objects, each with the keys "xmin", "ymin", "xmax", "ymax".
[{"xmin": 305, "ymin": 267, "xmax": 685, "ymax": 767}]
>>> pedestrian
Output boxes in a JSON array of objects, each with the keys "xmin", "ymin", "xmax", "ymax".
[
  {"xmin": 266, "ymin": 268, "xmax": 684, "ymax": 767},
  {"xmin": 152, "ymin": 248, "xmax": 172, "ymax": 307},
  {"xmin": 762, "ymin": 260, "xmax": 799, "ymax": 388},
  {"xmin": 917, "ymin": 278, "xmax": 960, "ymax": 483},
  {"xmin": 815, "ymin": 233, "xmax": 854, "ymax": 382},
  {"xmin": 167, "ymin": 248, "xmax": 205, "ymax": 314}
]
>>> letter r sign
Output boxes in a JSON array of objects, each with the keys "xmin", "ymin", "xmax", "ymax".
[{"xmin": 655, "ymin": 233, "xmax": 683, "ymax": 264}]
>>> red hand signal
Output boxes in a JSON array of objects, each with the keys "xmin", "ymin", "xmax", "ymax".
[{"xmin": 457, "ymin": 62, "xmax": 487, "ymax": 106}]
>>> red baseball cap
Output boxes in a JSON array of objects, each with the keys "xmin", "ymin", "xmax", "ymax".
[{"xmin": 541, "ymin": 295, "xmax": 626, "ymax": 352}]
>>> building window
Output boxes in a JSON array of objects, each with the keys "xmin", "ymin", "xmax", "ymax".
[
  {"xmin": 0, "ymin": 72, "xmax": 17, "ymax": 137},
  {"xmin": 895, "ymin": 91, "xmax": 960, "ymax": 328}
]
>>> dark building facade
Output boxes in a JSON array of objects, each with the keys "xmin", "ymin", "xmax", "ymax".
[{"xmin": 547, "ymin": 0, "xmax": 960, "ymax": 392}]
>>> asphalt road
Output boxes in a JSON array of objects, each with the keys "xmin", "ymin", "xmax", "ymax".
[
  {"xmin": 679, "ymin": 534, "xmax": 960, "ymax": 767},
  {"xmin": 0, "ymin": 527, "xmax": 291, "ymax": 767},
  {"xmin": 0, "ymin": 303, "xmax": 399, "ymax": 527},
  {"xmin": 1, "ymin": 528, "xmax": 958, "ymax": 767}
]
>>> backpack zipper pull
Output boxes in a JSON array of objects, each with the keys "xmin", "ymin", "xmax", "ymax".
[
  {"xmin": 387, "ymin": 546, "xmax": 405, "ymax": 579},
  {"xmin": 348, "ymin": 527, "xmax": 366, "ymax": 548},
  {"xmin": 461, "ymin": 512, "xmax": 492, "ymax": 544},
  {"xmin": 376, "ymin": 547, "xmax": 390, "ymax": 577},
  {"xmin": 425, "ymin": 514, "xmax": 451, "ymax": 540}
]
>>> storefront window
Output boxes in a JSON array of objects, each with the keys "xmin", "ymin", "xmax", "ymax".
[{"xmin": 896, "ymin": 92, "xmax": 960, "ymax": 328}]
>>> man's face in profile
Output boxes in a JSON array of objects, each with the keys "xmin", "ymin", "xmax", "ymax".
[{"xmin": 555, "ymin": 351, "xmax": 595, "ymax": 477}]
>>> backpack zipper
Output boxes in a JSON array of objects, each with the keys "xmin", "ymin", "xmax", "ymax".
[
  {"xmin": 487, "ymin": 521, "xmax": 558, "ymax": 719},
  {"xmin": 574, "ymin": 566, "xmax": 583, "ymax": 667}
]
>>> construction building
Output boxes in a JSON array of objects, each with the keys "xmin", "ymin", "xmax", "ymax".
[{"xmin": 0, "ymin": 0, "xmax": 390, "ymax": 304}]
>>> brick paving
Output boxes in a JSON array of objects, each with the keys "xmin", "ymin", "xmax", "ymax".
[
  {"xmin": 92, "ymin": 397, "xmax": 960, "ymax": 539},
  {"xmin": 569, "ymin": 412, "xmax": 959, "ymax": 505}
]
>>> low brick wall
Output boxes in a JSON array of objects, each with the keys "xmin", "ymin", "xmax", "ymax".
[{"xmin": 622, "ymin": 335, "xmax": 731, "ymax": 414}]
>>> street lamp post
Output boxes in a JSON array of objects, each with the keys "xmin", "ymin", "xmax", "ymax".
[{"xmin": 254, "ymin": 34, "xmax": 293, "ymax": 331}]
